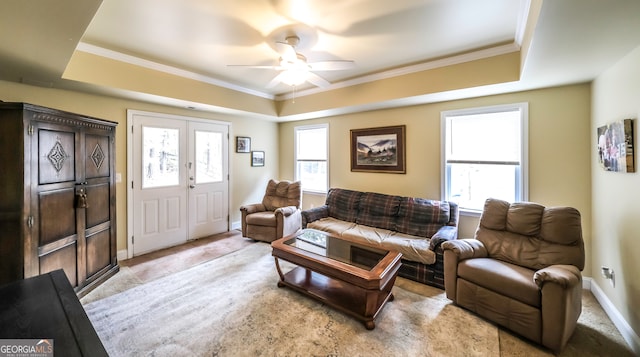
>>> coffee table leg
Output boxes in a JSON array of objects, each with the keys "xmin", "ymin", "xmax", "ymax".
[
  {"xmin": 365, "ymin": 320, "xmax": 375, "ymax": 330},
  {"xmin": 389, "ymin": 292, "xmax": 395, "ymax": 302},
  {"xmin": 273, "ymin": 257, "xmax": 286, "ymax": 287}
]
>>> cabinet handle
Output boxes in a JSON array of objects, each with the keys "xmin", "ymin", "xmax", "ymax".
[{"xmin": 27, "ymin": 216, "xmax": 34, "ymax": 228}]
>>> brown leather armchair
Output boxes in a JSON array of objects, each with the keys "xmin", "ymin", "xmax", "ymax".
[
  {"xmin": 240, "ymin": 179, "xmax": 302, "ymax": 243},
  {"xmin": 442, "ymin": 198, "xmax": 585, "ymax": 353}
]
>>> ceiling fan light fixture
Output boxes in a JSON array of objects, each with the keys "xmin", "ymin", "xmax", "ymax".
[{"xmin": 279, "ymin": 68, "xmax": 308, "ymax": 86}]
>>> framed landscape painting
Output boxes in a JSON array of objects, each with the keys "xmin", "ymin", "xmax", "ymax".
[
  {"xmin": 597, "ymin": 118, "xmax": 635, "ymax": 172},
  {"xmin": 350, "ymin": 125, "xmax": 406, "ymax": 173}
]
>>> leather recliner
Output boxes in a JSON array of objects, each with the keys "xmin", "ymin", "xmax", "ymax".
[
  {"xmin": 240, "ymin": 179, "xmax": 302, "ymax": 243},
  {"xmin": 442, "ymin": 198, "xmax": 585, "ymax": 353}
]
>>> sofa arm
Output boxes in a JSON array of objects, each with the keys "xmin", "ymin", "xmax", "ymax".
[
  {"xmin": 534, "ymin": 265, "xmax": 583, "ymax": 352},
  {"xmin": 301, "ymin": 205, "xmax": 329, "ymax": 227},
  {"xmin": 441, "ymin": 239, "xmax": 488, "ymax": 260},
  {"xmin": 533, "ymin": 264, "xmax": 582, "ymax": 289},
  {"xmin": 429, "ymin": 225, "xmax": 459, "ymax": 250}
]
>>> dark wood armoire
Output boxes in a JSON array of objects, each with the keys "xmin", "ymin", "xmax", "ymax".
[{"xmin": 0, "ymin": 102, "xmax": 118, "ymax": 296}]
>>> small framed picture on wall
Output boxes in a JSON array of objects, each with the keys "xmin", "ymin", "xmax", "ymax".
[
  {"xmin": 236, "ymin": 136, "xmax": 251, "ymax": 153},
  {"xmin": 251, "ymin": 151, "xmax": 265, "ymax": 167}
]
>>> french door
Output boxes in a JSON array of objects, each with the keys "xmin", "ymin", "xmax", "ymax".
[{"xmin": 128, "ymin": 111, "xmax": 229, "ymax": 257}]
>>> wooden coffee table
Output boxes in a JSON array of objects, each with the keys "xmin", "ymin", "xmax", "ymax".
[{"xmin": 271, "ymin": 229, "xmax": 402, "ymax": 330}]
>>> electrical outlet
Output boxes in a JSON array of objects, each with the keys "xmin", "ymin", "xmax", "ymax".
[{"xmin": 601, "ymin": 266, "xmax": 615, "ymax": 287}]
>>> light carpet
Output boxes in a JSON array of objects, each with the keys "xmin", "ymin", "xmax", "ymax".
[{"xmin": 82, "ymin": 242, "xmax": 634, "ymax": 357}]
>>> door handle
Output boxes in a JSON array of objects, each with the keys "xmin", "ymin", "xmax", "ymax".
[{"xmin": 75, "ymin": 188, "xmax": 89, "ymax": 208}]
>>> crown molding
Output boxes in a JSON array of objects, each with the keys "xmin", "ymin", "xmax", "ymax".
[
  {"xmin": 275, "ymin": 42, "xmax": 521, "ymax": 101},
  {"xmin": 76, "ymin": 40, "xmax": 520, "ymax": 104},
  {"xmin": 75, "ymin": 42, "xmax": 275, "ymax": 100}
]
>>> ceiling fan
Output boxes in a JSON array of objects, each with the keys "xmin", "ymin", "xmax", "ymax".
[{"xmin": 228, "ymin": 35, "xmax": 355, "ymax": 89}]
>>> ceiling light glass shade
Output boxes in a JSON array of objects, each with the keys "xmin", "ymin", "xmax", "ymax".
[{"xmin": 280, "ymin": 68, "xmax": 308, "ymax": 86}]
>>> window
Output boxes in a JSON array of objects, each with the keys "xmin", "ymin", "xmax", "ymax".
[
  {"xmin": 295, "ymin": 124, "xmax": 328, "ymax": 193},
  {"xmin": 441, "ymin": 103, "xmax": 528, "ymax": 213}
]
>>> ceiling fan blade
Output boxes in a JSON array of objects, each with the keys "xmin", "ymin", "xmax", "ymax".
[
  {"xmin": 306, "ymin": 72, "xmax": 331, "ymax": 88},
  {"xmin": 266, "ymin": 72, "xmax": 287, "ymax": 88},
  {"xmin": 227, "ymin": 65, "xmax": 282, "ymax": 69},
  {"xmin": 275, "ymin": 41, "xmax": 297, "ymax": 62},
  {"xmin": 308, "ymin": 60, "xmax": 356, "ymax": 71}
]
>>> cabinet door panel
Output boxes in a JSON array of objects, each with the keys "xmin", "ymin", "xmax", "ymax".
[
  {"xmin": 38, "ymin": 189, "xmax": 76, "ymax": 245},
  {"xmin": 38, "ymin": 129, "xmax": 76, "ymax": 184},
  {"xmin": 39, "ymin": 243, "xmax": 77, "ymax": 287},
  {"xmin": 86, "ymin": 184, "xmax": 110, "ymax": 228},
  {"xmin": 85, "ymin": 134, "xmax": 110, "ymax": 179},
  {"xmin": 86, "ymin": 230, "xmax": 110, "ymax": 277}
]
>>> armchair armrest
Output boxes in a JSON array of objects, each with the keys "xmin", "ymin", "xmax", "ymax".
[
  {"xmin": 533, "ymin": 264, "xmax": 582, "ymax": 289},
  {"xmin": 275, "ymin": 206, "xmax": 302, "ymax": 239},
  {"xmin": 240, "ymin": 203, "xmax": 266, "ymax": 214},
  {"xmin": 275, "ymin": 205, "xmax": 299, "ymax": 217},
  {"xmin": 240, "ymin": 203, "xmax": 266, "ymax": 237},
  {"xmin": 301, "ymin": 205, "xmax": 329, "ymax": 227},
  {"xmin": 441, "ymin": 239, "xmax": 488, "ymax": 260},
  {"xmin": 534, "ymin": 264, "xmax": 583, "ymax": 352},
  {"xmin": 429, "ymin": 225, "xmax": 459, "ymax": 250},
  {"xmin": 442, "ymin": 239, "xmax": 487, "ymax": 301}
]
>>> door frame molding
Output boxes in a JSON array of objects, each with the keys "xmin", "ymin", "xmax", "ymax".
[{"xmin": 126, "ymin": 109, "xmax": 231, "ymax": 259}]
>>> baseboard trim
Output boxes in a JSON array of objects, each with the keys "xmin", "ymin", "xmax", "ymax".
[
  {"xmin": 117, "ymin": 249, "xmax": 128, "ymax": 262},
  {"xmin": 589, "ymin": 278, "xmax": 640, "ymax": 354},
  {"xmin": 231, "ymin": 221, "xmax": 241, "ymax": 230}
]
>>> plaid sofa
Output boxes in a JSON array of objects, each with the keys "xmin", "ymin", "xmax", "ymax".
[{"xmin": 301, "ymin": 188, "xmax": 459, "ymax": 289}]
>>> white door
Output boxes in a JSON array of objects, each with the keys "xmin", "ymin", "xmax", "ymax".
[
  {"xmin": 129, "ymin": 111, "xmax": 229, "ymax": 257},
  {"xmin": 188, "ymin": 121, "xmax": 229, "ymax": 239}
]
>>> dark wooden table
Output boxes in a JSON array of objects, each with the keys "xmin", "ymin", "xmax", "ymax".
[
  {"xmin": 0, "ymin": 269, "xmax": 108, "ymax": 356},
  {"xmin": 271, "ymin": 229, "xmax": 402, "ymax": 329}
]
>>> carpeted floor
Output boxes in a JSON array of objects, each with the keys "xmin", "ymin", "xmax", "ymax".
[{"xmin": 81, "ymin": 234, "xmax": 634, "ymax": 357}]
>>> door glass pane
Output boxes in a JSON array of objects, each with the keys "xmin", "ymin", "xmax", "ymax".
[
  {"xmin": 195, "ymin": 131, "xmax": 223, "ymax": 184},
  {"xmin": 143, "ymin": 127, "xmax": 180, "ymax": 188}
]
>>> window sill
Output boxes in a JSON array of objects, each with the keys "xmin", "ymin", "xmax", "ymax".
[
  {"xmin": 458, "ymin": 208, "xmax": 483, "ymax": 218},
  {"xmin": 302, "ymin": 190, "xmax": 327, "ymax": 196}
]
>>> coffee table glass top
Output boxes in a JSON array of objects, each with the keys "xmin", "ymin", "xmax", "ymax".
[{"xmin": 284, "ymin": 229, "xmax": 389, "ymax": 271}]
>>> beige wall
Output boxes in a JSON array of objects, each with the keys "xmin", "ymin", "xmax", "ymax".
[
  {"xmin": 592, "ymin": 45, "xmax": 640, "ymax": 339},
  {"xmin": 0, "ymin": 80, "xmax": 279, "ymax": 253},
  {"xmin": 279, "ymin": 83, "xmax": 592, "ymax": 273}
]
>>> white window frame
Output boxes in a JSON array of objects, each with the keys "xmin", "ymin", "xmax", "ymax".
[
  {"xmin": 441, "ymin": 103, "xmax": 529, "ymax": 216},
  {"xmin": 294, "ymin": 123, "xmax": 329, "ymax": 193}
]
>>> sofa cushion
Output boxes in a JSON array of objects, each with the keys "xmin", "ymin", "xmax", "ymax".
[
  {"xmin": 307, "ymin": 217, "xmax": 356, "ymax": 236},
  {"xmin": 356, "ymin": 192, "xmax": 401, "ymax": 231},
  {"xmin": 477, "ymin": 198, "xmax": 585, "ymax": 271},
  {"xmin": 457, "ymin": 257, "xmax": 540, "ymax": 307},
  {"xmin": 326, "ymin": 188, "xmax": 362, "ymax": 223},
  {"xmin": 341, "ymin": 224, "xmax": 436, "ymax": 265},
  {"xmin": 396, "ymin": 198, "xmax": 451, "ymax": 237},
  {"xmin": 262, "ymin": 179, "xmax": 301, "ymax": 211},
  {"xmin": 507, "ymin": 202, "xmax": 545, "ymax": 236}
]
